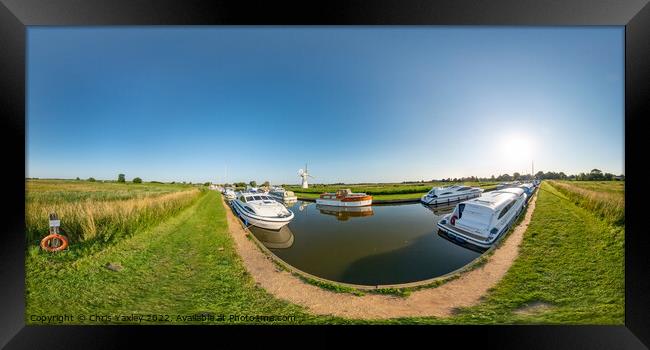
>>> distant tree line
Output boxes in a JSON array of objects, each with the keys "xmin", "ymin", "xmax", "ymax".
[{"xmin": 398, "ymin": 168, "xmax": 623, "ymax": 183}]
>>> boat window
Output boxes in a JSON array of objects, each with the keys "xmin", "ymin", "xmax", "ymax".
[
  {"xmin": 253, "ymin": 196, "xmax": 262, "ymax": 200},
  {"xmin": 246, "ymin": 196, "xmax": 253, "ymax": 201},
  {"xmin": 458, "ymin": 187, "xmax": 470, "ymax": 191},
  {"xmin": 498, "ymin": 200, "xmax": 515, "ymax": 219},
  {"xmin": 458, "ymin": 203, "xmax": 465, "ymax": 218},
  {"xmin": 440, "ymin": 192, "xmax": 452, "ymax": 195},
  {"xmin": 240, "ymin": 196, "xmax": 246, "ymax": 202}
]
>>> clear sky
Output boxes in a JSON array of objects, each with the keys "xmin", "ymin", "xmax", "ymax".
[{"xmin": 27, "ymin": 27, "xmax": 624, "ymax": 184}]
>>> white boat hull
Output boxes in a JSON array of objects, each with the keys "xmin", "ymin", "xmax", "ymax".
[
  {"xmin": 420, "ymin": 192, "xmax": 481, "ymax": 205},
  {"xmin": 239, "ymin": 214, "xmax": 291, "ymax": 230},
  {"xmin": 231, "ymin": 201, "xmax": 293, "ymax": 230},
  {"xmin": 315, "ymin": 198, "xmax": 372, "ymax": 207}
]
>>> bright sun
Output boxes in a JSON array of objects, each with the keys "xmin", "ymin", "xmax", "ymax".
[{"xmin": 500, "ymin": 133, "xmax": 534, "ymax": 162}]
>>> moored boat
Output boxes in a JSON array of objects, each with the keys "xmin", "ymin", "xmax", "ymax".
[
  {"xmin": 517, "ymin": 183, "xmax": 535, "ymax": 201},
  {"xmin": 420, "ymin": 184, "xmax": 484, "ymax": 205},
  {"xmin": 223, "ymin": 188, "xmax": 236, "ymax": 200},
  {"xmin": 315, "ymin": 189, "xmax": 372, "ymax": 207},
  {"xmin": 231, "ymin": 192, "xmax": 294, "ymax": 230},
  {"xmin": 268, "ymin": 187, "xmax": 298, "ymax": 203},
  {"xmin": 495, "ymin": 181, "xmax": 522, "ymax": 190},
  {"xmin": 436, "ymin": 187, "xmax": 527, "ymax": 248}
]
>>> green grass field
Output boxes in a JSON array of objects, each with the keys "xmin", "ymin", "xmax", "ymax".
[
  {"xmin": 285, "ymin": 181, "xmax": 498, "ymax": 200},
  {"xmin": 26, "ymin": 179, "xmax": 202, "ymax": 260},
  {"xmin": 438, "ymin": 182, "xmax": 624, "ymax": 324},
  {"xmin": 547, "ymin": 180, "xmax": 624, "ymax": 225},
  {"xmin": 26, "ymin": 191, "xmax": 344, "ymax": 325},
  {"xmin": 26, "ymin": 180, "xmax": 623, "ymax": 324}
]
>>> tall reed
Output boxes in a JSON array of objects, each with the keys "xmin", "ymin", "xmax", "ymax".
[
  {"xmin": 26, "ymin": 189, "xmax": 202, "ymax": 244},
  {"xmin": 547, "ymin": 180, "xmax": 624, "ymax": 226}
]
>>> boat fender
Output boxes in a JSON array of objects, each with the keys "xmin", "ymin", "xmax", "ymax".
[
  {"xmin": 40, "ymin": 233, "xmax": 69, "ymax": 252},
  {"xmin": 450, "ymin": 215, "xmax": 458, "ymax": 225}
]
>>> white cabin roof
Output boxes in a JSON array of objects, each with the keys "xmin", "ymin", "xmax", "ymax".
[{"xmin": 465, "ymin": 191, "xmax": 518, "ymax": 211}]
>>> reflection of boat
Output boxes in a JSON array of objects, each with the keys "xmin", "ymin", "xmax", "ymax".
[
  {"xmin": 437, "ymin": 229, "xmax": 488, "ymax": 253},
  {"xmin": 231, "ymin": 192, "xmax": 294, "ymax": 230},
  {"xmin": 298, "ymin": 201, "xmax": 313, "ymax": 211},
  {"xmin": 420, "ymin": 184, "xmax": 483, "ymax": 205},
  {"xmin": 250, "ymin": 225, "xmax": 295, "ymax": 249},
  {"xmin": 437, "ymin": 188, "xmax": 527, "ymax": 248},
  {"xmin": 316, "ymin": 189, "xmax": 372, "ymax": 207},
  {"xmin": 420, "ymin": 202, "xmax": 456, "ymax": 215},
  {"xmin": 316, "ymin": 204, "xmax": 374, "ymax": 221}
]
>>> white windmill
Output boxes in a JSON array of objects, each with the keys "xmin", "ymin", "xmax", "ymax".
[{"xmin": 298, "ymin": 164, "xmax": 314, "ymax": 189}]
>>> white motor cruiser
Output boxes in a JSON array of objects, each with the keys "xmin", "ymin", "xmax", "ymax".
[
  {"xmin": 223, "ymin": 188, "xmax": 237, "ymax": 200},
  {"xmin": 421, "ymin": 184, "xmax": 484, "ymax": 205},
  {"xmin": 268, "ymin": 187, "xmax": 298, "ymax": 203},
  {"xmin": 231, "ymin": 192, "xmax": 294, "ymax": 230},
  {"xmin": 496, "ymin": 181, "xmax": 522, "ymax": 190},
  {"xmin": 437, "ymin": 187, "xmax": 527, "ymax": 248}
]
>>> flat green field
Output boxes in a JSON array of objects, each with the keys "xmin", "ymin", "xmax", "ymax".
[
  {"xmin": 547, "ymin": 180, "xmax": 624, "ymax": 225},
  {"xmin": 440, "ymin": 182, "xmax": 624, "ymax": 324},
  {"xmin": 26, "ymin": 190, "xmax": 340, "ymax": 324},
  {"xmin": 26, "ymin": 180, "xmax": 202, "ymax": 260},
  {"xmin": 285, "ymin": 181, "xmax": 498, "ymax": 200},
  {"xmin": 26, "ymin": 180, "xmax": 623, "ymax": 324}
]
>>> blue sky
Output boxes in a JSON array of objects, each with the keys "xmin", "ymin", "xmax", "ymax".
[{"xmin": 27, "ymin": 27, "xmax": 624, "ymax": 184}]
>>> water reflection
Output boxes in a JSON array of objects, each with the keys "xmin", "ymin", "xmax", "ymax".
[
  {"xmin": 420, "ymin": 202, "xmax": 457, "ymax": 215},
  {"xmin": 437, "ymin": 230, "xmax": 488, "ymax": 254},
  {"xmin": 250, "ymin": 225, "xmax": 295, "ymax": 249},
  {"xmin": 316, "ymin": 204, "xmax": 374, "ymax": 221},
  {"xmin": 297, "ymin": 201, "xmax": 313, "ymax": 211},
  {"xmin": 246, "ymin": 201, "xmax": 482, "ymax": 285}
]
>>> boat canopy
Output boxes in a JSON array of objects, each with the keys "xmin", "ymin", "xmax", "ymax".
[
  {"xmin": 336, "ymin": 189, "xmax": 353, "ymax": 196},
  {"xmin": 456, "ymin": 203, "xmax": 494, "ymax": 233}
]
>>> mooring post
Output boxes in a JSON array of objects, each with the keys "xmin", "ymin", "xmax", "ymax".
[{"xmin": 49, "ymin": 212, "xmax": 60, "ymax": 235}]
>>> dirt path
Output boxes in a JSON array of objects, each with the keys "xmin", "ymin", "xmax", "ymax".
[{"xmin": 224, "ymin": 194, "xmax": 538, "ymax": 319}]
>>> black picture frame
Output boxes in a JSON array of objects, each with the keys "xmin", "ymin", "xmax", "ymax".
[{"xmin": 1, "ymin": 0, "xmax": 648, "ymax": 348}]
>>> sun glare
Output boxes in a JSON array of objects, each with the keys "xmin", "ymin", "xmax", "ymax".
[{"xmin": 500, "ymin": 133, "xmax": 534, "ymax": 162}]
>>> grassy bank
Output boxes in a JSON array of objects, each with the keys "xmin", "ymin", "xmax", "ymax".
[
  {"xmin": 432, "ymin": 182, "xmax": 624, "ymax": 324},
  {"xmin": 26, "ymin": 181, "xmax": 623, "ymax": 324},
  {"xmin": 26, "ymin": 179, "xmax": 202, "ymax": 260},
  {"xmin": 26, "ymin": 191, "xmax": 347, "ymax": 325},
  {"xmin": 286, "ymin": 181, "xmax": 498, "ymax": 200},
  {"xmin": 546, "ymin": 180, "xmax": 624, "ymax": 226}
]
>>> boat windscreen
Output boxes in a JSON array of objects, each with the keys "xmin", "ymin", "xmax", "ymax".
[{"xmin": 457, "ymin": 204, "xmax": 493, "ymax": 231}]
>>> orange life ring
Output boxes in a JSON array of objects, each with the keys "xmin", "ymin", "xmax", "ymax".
[{"xmin": 40, "ymin": 234, "xmax": 69, "ymax": 252}]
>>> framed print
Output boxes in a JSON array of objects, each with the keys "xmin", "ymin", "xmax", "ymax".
[{"xmin": 1, "ymin": 0, "xmax": 649, "ymax": 348}]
